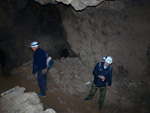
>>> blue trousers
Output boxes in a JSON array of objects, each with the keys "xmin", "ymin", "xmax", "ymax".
[{"xmin": 38, "ymin": 68, "xmax": 48, "ymax": 96}]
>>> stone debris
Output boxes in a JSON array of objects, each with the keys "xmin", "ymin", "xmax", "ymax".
[
  {"xmin": 0, "ymin": 86, "xmax": 56, "ymax": 113},
  {"xmin": 84, "ymin": 81, "xmax": 92, "ymax": 85},
  {"xmin": 57, "ymin": 97, "xmax": 66, "ymax": 104},
  {"xmin": 43, "ymin": 109, "xmax": 56, "ymax": 113}
]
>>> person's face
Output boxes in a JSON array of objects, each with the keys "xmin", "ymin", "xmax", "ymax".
[
  {"xmin": 104, "ymin": 61, "xmax": 110, "ymax": 67},
  {"xmin": 32, "ymin": 47, "xmax": 37, "ymax": 51}
]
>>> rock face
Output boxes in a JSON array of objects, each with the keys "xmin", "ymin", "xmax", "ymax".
[
  {"xmin": 34, "ymin": 0, "xmax": 105, "ymax": 11},
  {"xmin": 59, "ymin": 0, "xmax": 150, "ymax": 76},
  {"xmin": 57, "ymin": 0, "xmax": 105, "ymax": 11},
  {"xmin": 0, "ymin": 86, "xmax": 56, "ymax": 113},
  {"xmin": 0, "ymin": 0, "xmax": 75, "ymax": 73}
]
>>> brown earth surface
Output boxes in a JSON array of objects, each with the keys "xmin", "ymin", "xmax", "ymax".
[{"xmin": 0, "ymin": 57, "xmax": 150, "ymax": 113}]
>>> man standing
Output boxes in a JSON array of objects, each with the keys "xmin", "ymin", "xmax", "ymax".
[
  {"xmin": 31, "ymin": 41, "xmax": 48, "ymax": 97},
  {"xmin": 84, "ymin": 56, "xmax": 113, "ymax": 110}
]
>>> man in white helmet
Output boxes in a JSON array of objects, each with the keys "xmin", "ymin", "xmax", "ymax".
[
  {"xmin": 31, "ymin": 41, "xmax": 49, "ymax": 97},
  {"xmin": 84, "ymin": 56, "xmax": 113, "ymax": 111}
]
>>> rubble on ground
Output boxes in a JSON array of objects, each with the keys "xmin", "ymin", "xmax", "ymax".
[{"xmin": 0, "ymin": 86, "xmax": 56, "ymax": 113}]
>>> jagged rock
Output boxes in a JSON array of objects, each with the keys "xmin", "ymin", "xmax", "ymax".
[
  {"xmin": 71, "ymin": 0, "xmax": 104, "ymax": 11},
  {"xmin": 42, "ymin": 109, "xmax": 56, "ymax": 113},
  {"xmin": 0, "ymin": 86, "xmax": 56, "ymax": 113},
  {"xmin": 34, "ymin": 0, "xmax": 105, "ymax": 10}
]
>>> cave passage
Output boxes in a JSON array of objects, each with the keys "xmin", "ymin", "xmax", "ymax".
[
  {"xmin": 0, "ymin": 0, "xmax": 76, "ymax": 73},
  {"xmin": 0, "ymin": 48, "xmax": 6, "ymax": 70}
]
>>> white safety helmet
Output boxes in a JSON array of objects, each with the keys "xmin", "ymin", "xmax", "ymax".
[
  {"xmin": 31, "ymin": 41, "xmax": 39, "ymax": 48},
  {"xmin": 103, "ymin": 56, "xmax": 113, "ymax": 64}
]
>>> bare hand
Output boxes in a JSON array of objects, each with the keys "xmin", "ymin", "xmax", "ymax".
[{"xmin": 99, "ymin": 76, "xmax": 105, "ymax": 81}]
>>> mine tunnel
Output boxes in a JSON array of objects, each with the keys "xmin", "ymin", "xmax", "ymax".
[{"xmin": 0, "ymin": 0, "xmax": 150, "ymax": 113}]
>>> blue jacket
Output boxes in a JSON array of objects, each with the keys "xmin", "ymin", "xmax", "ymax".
[
  {"xmin": 32, "ymin": 48, "xmax": 47, "ymax": 74},
  {"xmin": 93, "ymin": 62, "xmax": 112, "ymax": 87}
]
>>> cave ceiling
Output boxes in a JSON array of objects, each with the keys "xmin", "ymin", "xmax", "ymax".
[{"xmin": 34, "ymin": 0, "xmax": 105, "ymax": 11}]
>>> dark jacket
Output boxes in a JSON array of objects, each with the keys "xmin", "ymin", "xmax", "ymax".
[
  {"xmin": 32, "ymin": 48, "xmax": 47, "ymax": 74},
  {"xmin": 93, "ymin": 62, "xmax": 112, "ymax": 87}
]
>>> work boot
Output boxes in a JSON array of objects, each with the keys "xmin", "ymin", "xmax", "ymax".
[{"xmin": 37, "ymin": 93, "xmax": 46, "ymax": 97}]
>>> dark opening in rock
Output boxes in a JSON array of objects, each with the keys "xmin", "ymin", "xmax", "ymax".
[
  {"xmin": 60, "ymin": 49, "xmax": 70, "ymax": 58},
  {"xmin": 0, "ymin": 48, "xmax": 6, "ymax": 70}
]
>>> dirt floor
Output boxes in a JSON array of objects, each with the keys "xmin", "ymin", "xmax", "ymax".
[
  {"xmin": 0, "ymin": 74, "xmax": 98, "ymax": 113},
  {"xmin": 0, "ymin": 68, "xmax": 149, "ymax": 113}
]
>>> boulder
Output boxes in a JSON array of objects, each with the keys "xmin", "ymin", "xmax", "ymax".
[{"xmin": 0, "ymin": 86, "xmax": 56, "ymax": 113}]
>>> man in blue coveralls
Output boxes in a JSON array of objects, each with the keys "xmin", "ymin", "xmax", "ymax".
[
  {"xmin": 31, "ymin": 41, "xmax": 48, "ymax": 97},
  {"xmin": 84, "ymin": 56, "xmax": 113, "ymax": 110}
]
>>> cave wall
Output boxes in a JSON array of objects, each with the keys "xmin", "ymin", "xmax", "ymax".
[
  {"xmin": 1, "ymin": 0, "xmax": 149, "ymax": 77},
  {"xmin": 53, "ymin": 2, "xmax": 150, "ymax": 107},
  {"xmin": 0, "ymin": 0, "xmax": 72, "ymax": 73},
  {"xmin": 59, "ymin": 1, "xmax": 150, "ymax": 81}
]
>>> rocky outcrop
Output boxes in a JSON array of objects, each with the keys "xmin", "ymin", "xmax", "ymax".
[
  {"xmin": 34, "ymin": 0, "xmax": 105, "ymax": 11},
  {"xmin": 0, "ymin": 86, "xmax": 56, "ymax": 113}
]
